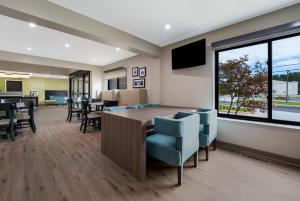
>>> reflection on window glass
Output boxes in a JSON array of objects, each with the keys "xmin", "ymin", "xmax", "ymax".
[
  {"xmin": 272, "ymin": 35, "xmax": 300, "ymax": 122},
  {"xmin": 218, "ymin": 43, "xmax": 268, "ymax": 118}
]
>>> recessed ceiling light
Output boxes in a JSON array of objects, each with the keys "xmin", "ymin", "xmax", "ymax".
[
  {"xmin": 27, "ymin": 47, "xmax": 32, "ymax": 51},
  {"xmin": 29, "ymin": 22, "xmax": 36, "ymax": 28},
  {"xmin": 65, "ymin": 43, "xmax": 70, "ymax": 47},
  {"xmin": 116, "ymin": 47, "xmax": 121, "ymax": 51},
  {"xmin": 93, "ymin": 58, "xmax": 97, "ymax": 62},
  {"xmin": 165, "ymin": 24, "xmax": 171, "ymax": 30}
]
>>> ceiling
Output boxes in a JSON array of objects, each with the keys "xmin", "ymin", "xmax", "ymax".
[
  {"xmin": 49, "ymin": 0, "xmax": 300, "ymax": 46},
  {"xmin": 0, "ymin": 15, "xmax": 136, "ymax": 66}
]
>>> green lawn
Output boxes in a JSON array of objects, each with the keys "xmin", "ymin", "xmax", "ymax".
[
  {"xmin": 272, "ymin": 101, "xmax": 300, "ymax": 106},
  {"xmin": 219, "ymin": 101, "xmax": 300, "ymax": 112}
]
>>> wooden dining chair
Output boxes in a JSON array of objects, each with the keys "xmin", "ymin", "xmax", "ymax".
[
  {"xmin": 67, "ymin": 98, "xmax": 82, "ymax": 122},
  {"xmin": 80, "ymin": 100, "xmax": 101, "ymax": 133},
  {"xmin": 0, "ymin": 103, "xmax": 15, "ymax": 141},
  {"xmin": 15, "ymin": 100, "xmax": 36, "ymax": 133}
]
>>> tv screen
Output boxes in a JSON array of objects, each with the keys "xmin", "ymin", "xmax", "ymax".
[
  {"xmin": 6, "ymin": 80, "xmax": 23, "ymax": 92},
  {"xmin": 172, "ymin": 39, "xmax": 206, "ymax": 69}
]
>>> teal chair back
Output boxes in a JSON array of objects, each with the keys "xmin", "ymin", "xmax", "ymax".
[
  {"xmin": 178, "ymin": 109, "xmax": 217, "ymax": 147},
  {"xmin": 178, "ymin": 108, "xmax": 217, "ymax": 161}
]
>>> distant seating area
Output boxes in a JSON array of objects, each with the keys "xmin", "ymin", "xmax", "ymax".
[
  {"xmin": 48, "ymin": 95, "xmax": 67, "ymax": 105},
  {"xmin": 45, "ymin": 90, "xmax": 68, "ymax": 106},
  {"xmin": 0, "ymin": 99, "xmax": 37, "ymax": 142}
]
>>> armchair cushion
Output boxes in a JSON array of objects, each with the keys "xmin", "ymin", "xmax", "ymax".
[{"xmin": 146, "ymin": 133, "xmax": 181, "ymax": 166}]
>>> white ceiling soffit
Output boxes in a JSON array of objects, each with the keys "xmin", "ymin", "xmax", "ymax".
[
  {"xmin": 0, "ymin": 15, "xmax": 137, "ymax": 66},
  {"xmin": 0, "ymin": 70, "xmax": 68, "ymax": 79},
  {"xmin": 48, "ymin": 0, "xmax": 300, "ymax": 46}
]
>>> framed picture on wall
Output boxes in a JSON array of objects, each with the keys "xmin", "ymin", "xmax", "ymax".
[
  {"xmin": 139, "ymin": 67, "xmax": 146, "ymax": 77},
  {"xmin": 132, "ymin": 67, "xmax": 139, "ymax": 77},
  {"xmin": 133, "ymin": 79, "xmax": 145, "ymax": 88}
]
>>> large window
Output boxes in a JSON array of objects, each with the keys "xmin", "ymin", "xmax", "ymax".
[
  {"xmin": 216, "ymin": 33, "xmax": 300, "ymax": 126},
  {"xmin": 107, "ymin": 76, "xmax": 127, "ymax": 90}
]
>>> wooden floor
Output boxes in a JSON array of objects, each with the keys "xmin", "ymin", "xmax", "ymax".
[{"xmin": 0, "ymin": 106, "xmax": 299, "ymax": 201}]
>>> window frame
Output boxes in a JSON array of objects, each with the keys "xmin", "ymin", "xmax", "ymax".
[{"xmin": 215, "ymin": 32, "xmax": 300, "ymax": 126}]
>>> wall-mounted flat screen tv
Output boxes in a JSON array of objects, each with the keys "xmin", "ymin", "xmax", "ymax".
[
  {"xmin": 172, "ymin": 39, "xmax": 206, "ymax": 70},
  {"xmin": 6, "ymin": 80, "xmax": 23, "ymax": 92}
]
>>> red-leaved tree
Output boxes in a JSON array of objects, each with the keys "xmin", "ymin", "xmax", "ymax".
[{"xmin": 219, "ymin": 55, "xmax": 268, "ymax": 115}]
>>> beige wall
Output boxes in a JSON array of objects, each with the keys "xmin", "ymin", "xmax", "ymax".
[
  {"xmin": 104, "ymin": 55, "xmax": 160, "ymax": 104},
  {"xmin": 159, "ymin": 4, "xmax": 300, "ymax": 159}
]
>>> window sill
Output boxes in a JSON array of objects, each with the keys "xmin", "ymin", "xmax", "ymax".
[{"xmin": 218, "ymin": 117, "xmax": 300, "ymax": 131}]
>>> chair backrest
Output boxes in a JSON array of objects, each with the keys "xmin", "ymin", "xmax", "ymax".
[
  {"xmin": 0, "ymin": 103, "xmax": 13, "ymax": 121},
  {"xmin": 67, "ymin": 98, "xmax": 73, "ymax": 104},
  {"xmin": 81, "ymin": 100, "xmax": 89, "ymax": 117},
  {"xmin": 67, "ymin": 98, "xmax": 73, "ymax": 108},
  {"xmin": 178, "ymin": 109, "xmax": 218, "ymax": 145}
]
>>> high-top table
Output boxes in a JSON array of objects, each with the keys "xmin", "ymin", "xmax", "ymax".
[{"xmin": 101, "ymin": 106, "xmax": 195, "ymax": 181}]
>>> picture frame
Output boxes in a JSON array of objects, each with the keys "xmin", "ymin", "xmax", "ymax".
[
  {"xmin": 132, "ymin": 67, "xmax": 139, "ymax": 77},
  {"xmin": 139, "ymin": 67, "xmax": 146, "ymax": 77},
  {"xmin": 133, "ymin": 79, "xmax": 145, "ymax": 88}
]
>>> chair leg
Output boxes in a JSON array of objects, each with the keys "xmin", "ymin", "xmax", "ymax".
[
  {"xmin": 80, "ymin": 116, "xmax": 84, "ymax": 131},
  {"xmin": 177, "ymin": 165, "xmax": 183, "ymax": 186},
  {"xmin": 67, "ymin": 111, "xmax": 70, "ymax": 121},
  {"xmin": 10, "ymin": 123, "xmax": 15, "ymax": 142},
  {"xmin": 30, "ymin": 119, "xmax": 36, "ymax": 133},
  {"xmin": 6, "ymin": 128, "xmax": 10, "ymax": 140},
  {"xmin": 80, "ymin": 119, "xmax": 83, "ymax": 131},
  {"xmin": 193, "ymin": 151, "xmax": 198, "ymax": 167},
  {"xmin": 69, "ymin": 113, "xmax": 72, "ymax": 122},
  {"xmin": 83, "ymin": 119, "xmax": 88, "ymax": 133},
  {"xmin": 213, "ymin": 139, "xmax": 217, "ymax": 150},
  {"xmin": 99, "ymin": 119, "xmax": 102, "ymax": 130},
  {"xmin": 205, "ymin": 146, "xmax": 209, "ymax": 161}
]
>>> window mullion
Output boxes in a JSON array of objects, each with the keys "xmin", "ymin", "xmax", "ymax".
[{"xmin": 268, "ymin": 41, "xmax": 273, "ymax": 121}]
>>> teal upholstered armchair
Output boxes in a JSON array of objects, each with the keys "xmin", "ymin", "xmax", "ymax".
[
  {"xmin": 197, "ymin": 109, "xmax": 217, "ymax": 160},
  {"xmin": 146, "ymin": 112, "xmax": 200, "ymax": 185},
  {"xmin": 178, "ymin": 108, "xmax": 217, "ymax": 161}
]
